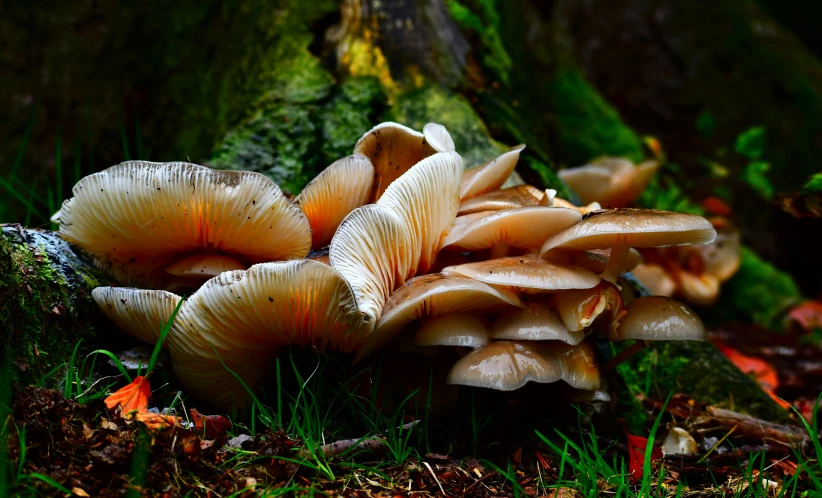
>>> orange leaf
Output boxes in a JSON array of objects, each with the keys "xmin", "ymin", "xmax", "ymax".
[
  {"xmin": 702, "ymin": 197, "xmax": 732, "ymax": 216},
  {"xmin": 134, "ymin": 412, "xmax": 181, "ymax": 431},
  {"xmin": 190, "ymin": 408, "xmax": 232, "ymax": 439},
  {"xmin": 104, "ymin": 376, "xmax": 150, "ymax": 416},
  {"xmin": 787, "ymin": 301, "xmax": 822, "ymax": 332},
  {"xmin": 713, "ymin": 341, "xmax": 790, "ymax": 409}
]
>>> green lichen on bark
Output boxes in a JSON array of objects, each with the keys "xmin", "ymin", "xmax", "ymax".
[
  {"xmin": 445, "ymin": 0, "xmax": 512, "ymax": 83},
  {"xmin": 209, "ymin": 75, "xmax": 387, "ymax": 194},
  {"xmin": 0, "ymin": 225, "xmax": 111, "ymax": 384}
]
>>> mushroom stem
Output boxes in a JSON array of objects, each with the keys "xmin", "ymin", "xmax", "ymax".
[
  {"xmin": 602, "ymin": 243, "xmax": 630, "ymax": 286},
  {"xmin": 490, "ymin": 243, "xmax": 509, "ymax": 259},
  {"xmin": 600, "ymin": 340, "xmax": 647, "ymax": 375}
]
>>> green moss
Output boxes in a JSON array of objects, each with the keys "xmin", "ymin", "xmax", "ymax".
[
  {"xmin": 548, "ymin": 69, "xmax": 645, "ymax": 165},
  {"xmin": 516, "ymin": 156, "xmax": 579, "ymax": 203},
  {"xmin": 388, "ymin": 83, "xmax": 503, "ymax": 167},
  {"xmin": 209, "ymin": 75, "xmax": 387, "ymax": 194},
  {"xmin": 0, "ymin": 226, "xmax": 112, "ymax": 384},
  {"xmin": 445, "ymin": 0, "xmax": 512, "ymax": 83},
  {"xmin": 712, "ymin": 247, "xmax": 802, "ymax": 329}
]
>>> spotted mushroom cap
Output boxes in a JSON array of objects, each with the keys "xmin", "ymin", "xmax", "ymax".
[{"xmin": 56, "ymin": 161, "xmax": 311, "ymax": 288}]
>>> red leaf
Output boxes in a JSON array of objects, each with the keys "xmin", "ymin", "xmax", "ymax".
[
  {"xmin": 190, "ymin": 408, "xmax": 232, "ymax": 439},
  {"xmin": 702, "ymin": 197, "xmax": 732, "ymax": 216},
  {"xmin": 787, "ymin": 301, "xmax": 822, "ymax": 332},
  {"xmin": 625, "ymin": 432, "xmax": 662, "ymax": 484},
  {"xmin": 104, "ymin": 376, "xmax": 150, "ymax": 416}
]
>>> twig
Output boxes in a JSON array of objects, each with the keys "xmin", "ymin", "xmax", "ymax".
[
  {"xmin": 424, "ymin": 461, "xmax": 448, "ymax": 497},
  {"xmin": 316, "ymin": 437, "xmax": 387, "ymax": 457},
  {"xmin": 463, "ymin": 470, "xmax": 498, "ymax": 494}
]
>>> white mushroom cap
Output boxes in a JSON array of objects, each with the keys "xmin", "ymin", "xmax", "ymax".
[
  {"xmin": 355, "ymin": 273, "xmax": 521, "ymax": 361},
  {"xmin": 164, "ymin": 254, "xmax": 247, "ymax": 278},
  {"xmin": 57, "ymin": 161, "xmax": 311, "ymax": 288},
  {"xmin": 490, "ymin": 301, "xmax": 584, "ymax": 344},
  {"xmin": 459, "ymin": 145, "xmax": 526, "ymax": 201},
  {"xmin": 446, "ymin": 341, "xmax": 562, "ymax": 390},
  {"xmin": 354, "ymin": 122, "xmax": 430, "ymax": 201},
  {"xmin": 661, "ymin": 427, "xmax": 698, "ymax": 456},
  {"xmin": 558, "ymin": 158, "xmax": 658, "ymax": 207},
  {"xmin": 415, "ymin": 313, "xmax": 490, "ymax": 348},
  {"xmin": 376, "ymin": 151, "xmax": 463, "ymax": 275},
  {"xmin": 607, "ymin": 296, "xmax": 706, "ymax": 341},
  {"xmin": 552, "ymin": 282, "xmax": 623, "ymax": 332},
  {"xmin": 92, "ymin": 287, "xmax": 182, "ymax": 345},
  {"xmin": 541, "ymin": 209, "xmax": 717, "ymax": 254},
  {"xmin": 294, "ymin": 155, "xmax": 374, "ymax": 249},
  {"xmin": 440, "ymin": 207, "xmax": 582, "ymax": 253},
  {"xmin": 443, "ymin": 255, "xmax": 601, "ymax": 294},
  {"xmin": 330, "ymin": 204, "xmax": 414, "ymax": 321},
  {"xmin": 422, "ymin": 123, "xmax": 456, "ymax": 154},
  {"xmin": 457, "ymin": 185, "xmax": 544, "ymax": 215}
]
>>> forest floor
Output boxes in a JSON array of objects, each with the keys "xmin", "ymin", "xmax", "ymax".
[{"xmin": 3, "ymin": 329, "xmax": 822, "ymax": 498}]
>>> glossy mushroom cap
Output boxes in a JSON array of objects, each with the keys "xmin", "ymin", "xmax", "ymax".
[
  {"xmin": 355, "ymin": 273, "xmax": 521, "ymax": 361},
  {"xmin": 607, "ymin": 296, "xmax": 706, "ymax": 341},
  {"xmin": 552, "ymin": 282, "xmax": 623, "ymax": 332},
  {"xmin": 459, "ymin": 145, "xmax": 526, "ymax": 201},
  {"xmin": 56, "ymin": 161, "xmax": 311, "ymax": 288},
  {"xmin": 415, "ymin": 313, "xmax": 490, "ymax": 348},
  {"xmin": 490, "ymin": 301, "xmax": 584, "ymax": 345},
  {"xmin": 294, "ymin": 155, "xmax": 374, "ymax": 249},
  {"xmin": 440, "ymin": 207, "xmax": 581, "ymax": 253},
  {"xmin": 541, "ymin": 209, "xmax": 717, "ymax": 255},
  {"xmin": 457, "ymin": 185, "xmax": 544, "ymax": 215},
  {"xmin": 446, "ymin": 341, "xmax": 562, "ymax": 390},
  {"xmin": 443, "ymin": 255, "xmax": 601, "ymax": 294}
]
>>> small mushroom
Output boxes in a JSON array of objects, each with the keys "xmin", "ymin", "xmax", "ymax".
[
  {"xmin": 630, "ymin": 262, "xmax": 677, "ymax": 297},
  {"xmin": 457, "ymin": 185, "xmax": 545, "ymax": 215},
  {"xmin": 92, "ymin": 287, "xmax": 181, "ymax": 345},
  {"xmin": 674, "ymin": 270, "xmax": 721, "ymax": 307},
  {"xmin": 558, "ymin": 158, "xmax": 658, "ymax": 207},
  {"xmin": 446, "ymin": 341, "xmax": 562, "ymax": 390},
  {"xmin": 165, "ymin": 254, "xmax": 247, "ymax": 278},
  {"xmin": 459, "ymin": 145, "xmax": 526, "ymax": 201},
  {"xmin": 440, "ymin": 207, "xmax": 581, "ymax": 258},
  {"xmin": 56, "ymin": 161, "xmax": 311, "ymax": 288},
  {"xmin": 294, "ymin": 155, "xmax": 374, "ymax": 249},
  {"xmin": 355, "ymin": 273, "xmax": 521, "ymax": 361},
  {"xmin": 443, "ymin": 255, "xmax": 601, "ymax": 294},
  {"xmin": 490, "ymin": 301, "xmax": 584, "ymax": 345},
  {"xmin": 538, "ymin": 341, "xmax": 601, "ymax": 391},
  {"xmin": 415, "ymin": 313, "xmax": 491, "ymax": 348},
  {"xmin": 540, "ymin": 209, "xmax": 716, "ymax": 285},
  {"xmin": 552, "ymin": 281, "xmax": 623, "ymax": 332},
  {"xmin": 376, "ymin": 151, "xmax": 463, "ymax": 275},
  {"xmin": 661, "ymin": 427, "xmax": 698, "ymax": 455},
  {"xmin": 607, "ymin": 296, "xmax": 706, "ymax": 341}
]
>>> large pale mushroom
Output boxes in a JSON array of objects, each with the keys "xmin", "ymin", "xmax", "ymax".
[
  {"xmin": 355, "ymin": 273, "xmax": 521, "ymax": 361},
  {"xmin": 540, "ymin": 209, "xmax": 716, "ymax": 285},
  {"xmin": 93, "ymin": 260, "xmax": 372, "ymax": 408},
  {"xmin": 440, "ymin": 207, "xmax": 582, "ymax": 258},
  {"xmin": 459, "ymin": 145, "xmax": 526, "ymax": 201},
  {"xmin": 443, "ymin": 255, "xmax": 601, "ymax": 294},
  {"xmin": 55, "ymin": 161, "xmax": 311, "ymax": 289},
  {"xmin": 294, "ymin": 155, "xmax": 374, "ymax": 249}
]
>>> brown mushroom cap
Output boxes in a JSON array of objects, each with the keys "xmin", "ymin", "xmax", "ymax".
[
  {"xmin": 490, "ymin": 301, "xmax": 584, "ymax": 344},
  {"xmin": 552, "ymin": 281, "xmax": 623, "ymax": 332},
  {"xmin": 329, "ymin": 204, "xmax": 414, "ymax": 321},
  {"xmin": 92, "ymin": 287, "xmax": 181, "ymax": 345},
  {"xmin": 459, "ymin": 145, "xmax": 526, "ymax": 201},
  {"xmin": 547, "ymin": 341, "xmax": 601, "ymax": 390},
  {"xmin": 541, "ymin": 209, "xmax": 716, "ymax": 254},
  {"xmin": 440, "ymin": 207, "xmax": 582, "ymax": 253},
  {"xmin": 607, "ymin": 296, "xmax": 706, "ymax": 341},
  {"xmin": 415, "ymin": 313, "xmax": 490, "ymax": 348},
  {"xmin": 446, "ymin": 341, "xmax": 562, "ymax": 390},
  {"xmin": 543, "ymin": 247, "xmax": 643, "ymax": 275},
  {"xmin": 630, "ymin": 262, "xmax": 676, "ymax": 297},
  {"xmin": 294, "ymin": 155, "xmax": 374, "ymax": 249},
  {"xmin": 56, "ymin": 161, "xmax": 311, "ymax": 288},
  {"xmin": 457, "ymin": 185, "xmax": 544, "ymax": 215},
  {"xmin": 678, "ymin": 219, "xmax": 741, "ymax": 282},
  {"xmin": 558, "ymin": 158, "xmax": 658, "ymax": 207},
  {"xmin": 376, "ymin": 151, "xmax": 463, "ymax": 275},
  {"xmin": 674, "ymin": 271, "xmax": 720, "ymax": 306},
  {"xmin": 355, "ymin": 273, "xmax": 521, "ymax": 361},
  {"xmin": 443, "ymin": 255, "xmax": 601, "ymax": 294},
  {"xmin": 354, "ymin": 122, "xmax": 430, "ymax": 201}
]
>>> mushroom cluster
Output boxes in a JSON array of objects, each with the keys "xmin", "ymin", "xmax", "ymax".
[{"xmin": 56, "ymin": 122, "xmax": 717, "ymax": 408}]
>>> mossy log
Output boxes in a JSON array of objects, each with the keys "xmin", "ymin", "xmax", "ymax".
[{"xmin": 0, "ymin": 224, "xmax": 112, "ymax": 384}]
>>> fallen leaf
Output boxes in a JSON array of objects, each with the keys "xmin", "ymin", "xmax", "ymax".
[
  {"xmin": 625, "ymin": 432, "xmax": 662, "ymax": 484},
  {"xmin": 72, "ymin": 487, "xmax": 90, "ymax": 497},
  {"xmin": 713, "ymin": 340, "xmax": 789, "ymax": 408},
  {"xmin": 104, "ymin": 376, "xmax": 150, "ymax": 417},
  {"xmin": 134, "ymin": 412, "xmax": 181, "ymax": 431},
  {"xmin": 702, "ymin": 197, "xmax": 732, "ymax": 216},
  {"xmin": 228, "ymin": 434, "xmax": 254, "ymax": 448},
  {"xmin": 190, "ymin": 408, "xmax": 231, "ymax": 439},
  {"xmin": 787, "ymin": 301, "xmax": 822, "ymax": 332}
]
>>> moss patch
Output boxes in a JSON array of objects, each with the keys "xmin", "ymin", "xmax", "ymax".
[
  {"xmin": 0, "ymin": 225, "xmax": 112, "ymax": 385},
  {"xmin": 445, "ymin": 0, "xmax": 512, "ymax": 84}
]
